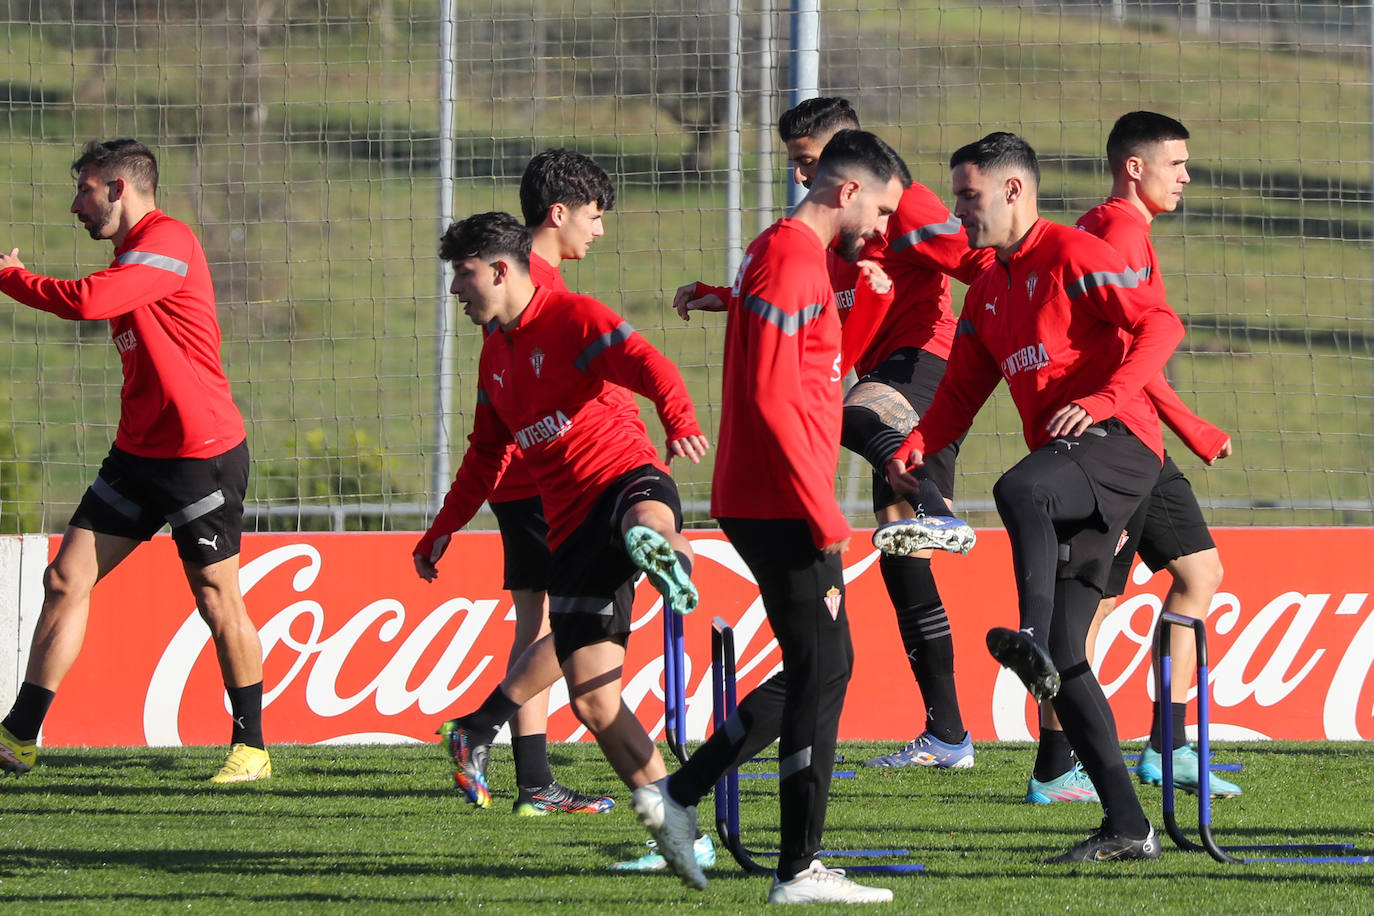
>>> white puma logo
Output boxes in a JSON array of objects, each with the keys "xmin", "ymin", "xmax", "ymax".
[
  {"xmin": 492, "ymin": 370, "xmax": 506, "ymax": 388},
  {"xmin": 984, "ymin": 302, "xmax": 996, "ymax": 314},
  {"xmin": 198, "ymin": 535, "xmax": 219, "ymax": 549}
]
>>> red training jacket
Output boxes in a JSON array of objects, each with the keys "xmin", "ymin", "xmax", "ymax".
[
  {"xmin": 486, "ymin": 250, "xmax": 566, "ymax": 504},
  {"xmin": 1075, "ymin": 198, "xmax": 1229, "ymax": 462},
  {"xmin": 711, "ymin": 218, "xmax": 848, "ymax": 549},
  {"xmin": 829, "ymin": 181, "xmax": 996, "ymax": 375},
  {"xmin": 418, "ymin": 286, "xmax": 701, "ymax": 552},
  {"xmin": 0, "ymin": 209, "xmax": 244, "ymax": 458},
  {"xmin": 897, "ymin": 218, "xmax": 1185, "ymax": 465}
]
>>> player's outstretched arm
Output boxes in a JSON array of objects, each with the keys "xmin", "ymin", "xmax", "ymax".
[
  {"xmin": 0, "ymin": 247, "xmax": 24, "ymax": 273},
  {"xmin": 820, "ymin": 536, "xmax": 851, "ymax": 556},
  {"xmin": 411, "ymin": 397, "xmax": 514, "ymax": 582},
  {"xmin": 1209, "ymin": 437, "xmax": 1233, "ymax": 465},
  {"xmin": 671, "ymin": 281, "xmax": 727, "ymax": 321},
  {"xmin": 1144, "ymin": 372, "xmax": 1231, "ymax": 463},
  {"xmin": 838, "ymin": 259, "xmax": 895, "ymax": 375}
]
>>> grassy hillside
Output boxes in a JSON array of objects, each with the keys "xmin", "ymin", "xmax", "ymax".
[{"xmin": 0, "ymin": 0, "xmax": 1369, "ymax": 531}]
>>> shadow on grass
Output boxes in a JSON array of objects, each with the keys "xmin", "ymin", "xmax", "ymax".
[{"xmin": 0, "ymin": 844, "xmax": 749, "ymax": 891}]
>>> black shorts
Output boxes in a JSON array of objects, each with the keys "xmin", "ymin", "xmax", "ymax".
[
  {"xmin": 859, "ymin": 347, "xmax": 963, "ymax": 507},
  {"xmin": 490, "ymin": 495, "xmax": 552, "ymax": 591},
  {"xmin": 1104, "ymin": 454, "xmax": 1217, "ymax": 597},
  {"xmin": 1047, "ymin": 420, "xmax": 1162, "ymax": 590},
  {"xmin": 69, "ymin": 439, "xmax": 249, "ymax": 565},
  {"xmin": 547, "ymin": 465, "xmax": 683, "ymax": 663}
]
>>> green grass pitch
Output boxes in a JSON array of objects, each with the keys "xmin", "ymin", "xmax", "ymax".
[{"xmin": 1, "ymin": 741, "xmax": 1372, "ymax": 912}]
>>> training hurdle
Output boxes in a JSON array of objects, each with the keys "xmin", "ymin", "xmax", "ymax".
[
  {"xmin": 707, "ymin": 616, "xmax": 923, "ymax": 876},
  {"xmin": 1157, "ymin": 611, "xmax": 1374, "ymax": 865},
  {"xmin": 662, "ymin": 608, "xmax": 689, "ymax": 765}
]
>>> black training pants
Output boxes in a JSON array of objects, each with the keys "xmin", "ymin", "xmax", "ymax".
[{"xmin": 672, "ymin": 517, "xmax": 854, "ymax": 880}]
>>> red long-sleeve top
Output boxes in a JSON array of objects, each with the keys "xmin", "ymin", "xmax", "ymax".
[
  {"xmin": 418, "ymin": 286, "xmax": 702, "ymax": 552},
  {"xmin": 702, "ymin": 182, "xmax": 996, "ymax": 377},
  {"xmin": 711, "ymin": 218, "xmax": 848, "ymax": 549},
  {"xmin": 897, "ymin": 218, "xmax": 1185, "ymax": 465},
  {"xmin": 486, "ymin": 251, "xmax": 566, "ymax": 504},
  {"xmin": 0, "ymin": 210, "xmax": 244, "ymax": 458},
  {"xmin": 828, "ymin": 181, "xmax": 996, "ymax": 375},
  {"xmin": 1076, "ymin": 198, "xmax": 1229, "ymax": 462}
]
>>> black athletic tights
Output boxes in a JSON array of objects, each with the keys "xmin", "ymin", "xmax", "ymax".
[
  {"xmin": 993, "ymin": 446, "xmax": 1150, "ymax": 838},
  {"xmin": 667, "ymin": 518, "xmax": 854, "ymax": 881},
  {"xmin": 1048, "ymin": 577, "xmax": 1151, "ymax": 838},
  {"xmin": 991, "ymin": 447, "xmax": 1098, "ymax": 649}
]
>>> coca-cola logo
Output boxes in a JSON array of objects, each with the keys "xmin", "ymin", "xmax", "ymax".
[
  {"xmin": 145, "ymin": 544, "xmax": 507, "ymax": 744},
  {"xmin": 989, "ymin": 562, "xmax": 1374, "ymax": 741},
  {"xmin": 36, "ymin": 528, "xmax": 1368, "ymax": 748}
]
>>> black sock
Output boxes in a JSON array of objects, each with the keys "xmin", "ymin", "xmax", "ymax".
[
  {"xmin": 2, "ymin": 682, "xmax": 56, "ymax": 742},
  {"xmin": 226, "ymin": 682, "xmax": 265, "ymax": 749},
  {"xmin": 1054, "ymin": 663, "xmax": 1150, "ymax": 838},
  {"xmin": 1049, "ymin": 578, "xmax": 1150, "ymax": 839},
  {"xmin": 513, "ymin": 733, "xmax": 553, "ymax": 788},
  {"xmin": 911, "ymin": 477, "xmax": 953, "ymax": 517},
  {"xmin": 668, "ymin": 673, "xmax": 789, "ymax": 808},
  {"xmin": 880, "ymin": 553, "xmax": 963, "ymax": 743},
  {"xmin": 1148, "ymin": 698, "xmax": 1163, "ymax": 751},
  {"xmin": 1147, "ymin": 700, "xmax": 1190, "ymax": 752},
  {"xmin": 1170, "ymin": 701, "xmax": 1187, "ymax": 750},
  {"xmin": 1033, "ymin": 727, "xmax": 1076, "ymax": 782},
  {"xmin": 841, "ymin": 402, "xmax": 908, "ymax": 471},
  {"xmin": 458, "ymin": 686, "xmax": 521, "ymax": 746}
]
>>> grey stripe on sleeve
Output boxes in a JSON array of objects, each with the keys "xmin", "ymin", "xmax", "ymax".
[
  {"xmin": 888, "ymin": 213, "xmax": 962, "ymax": 254},
  {"xmin": 742, "ymin": 293, "xmax": 826, "ymax": 336},
  {"xmin": 574, "ymin": 321, "xmax": 635, "ymax": 371},
  {"xmin": 1066, "ymin": 268, "xmax": 1141, "ymax": 300},
  {"xmin": 117, "ymin": 250, "xmax": 190, "ymax": 276}
]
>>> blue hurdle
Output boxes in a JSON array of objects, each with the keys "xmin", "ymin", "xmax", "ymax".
[
  {"xmin": 709, "ymin": 617, "xmax": 923, "ymax": 876},
  {"xmin": 1157, "ymin": 611, "xmax": 1374, "ymax": 865},
  {"xmin": 662, "ymin": 607, "xmax": 689, "ymax": 765}
]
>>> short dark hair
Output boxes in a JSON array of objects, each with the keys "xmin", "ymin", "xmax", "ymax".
[
  {"xmin": 439, "ymin": 211, "xmax": 531, "ymax": 270},
  {"xmin": 949, "ymin": 132, "xmax": 1040, "ymax": 186},
  {"xmin": 518, "ymin": 148, "xmax": 615, "ymax": 228},
  {"xmin": 71, "ymin": 138, "xmax": 159, "ymax": 194},
  {"xmin": 813, "ymin": 129, "xmax": 912, "ymax": 190},
  {"xmin": 1106, "ymin": 111, "xmax": 1190, "ymax": 173},
  {"xmin": 777, "ymin": 96, "xmax": 861, "ymax": 143}
]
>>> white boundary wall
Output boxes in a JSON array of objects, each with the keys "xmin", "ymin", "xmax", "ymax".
[{"xmin": 0, "ymin": 536, "xmax": 48, "ymax": 711}]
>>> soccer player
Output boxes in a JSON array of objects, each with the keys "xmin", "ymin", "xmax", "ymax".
[
  {"xmin": 887, "ymin": 132, "xmax": 1184, "ymax": 862},
  {"xmin": 1028, "ymin": 112, "xmax": 1240, "ymax": 803},
  {"xmin": 677, "ymin": 97, "xmax": 988, "ymax": 771},
  {"xmin": 663, "ymin": 130, "xmax": 907, "ymax": 904},
  {"xmin": 437, "ymin": 149, "xmax": 618, "ymax": 817},
  {"xmin": 413, "ymin": 212, "xmax": 711, "ymax": 888},
  {"xmin": 0, "ymin": 139, "xmax": 269, "ymax": 782}
]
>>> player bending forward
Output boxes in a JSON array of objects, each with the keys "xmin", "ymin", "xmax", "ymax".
[
  {"xmin": 1029, "ymin": 111, "xmax": 1240, "ymax": 803},
  {"xmin": 413, "ymin": 212, "xmax": 711, "ymax": 889},
  {"xmin": 663, "ymin": 129, "xmax": 907, "ymax": 904},
  {"xmin": 888, "ymin": 132, "xmax": 1184, "ymax": 862}
]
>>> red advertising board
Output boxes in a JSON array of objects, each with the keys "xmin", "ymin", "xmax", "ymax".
[{"xmin": 41, "ymin": 528, "xmax": 1374, "ymax": 747}]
